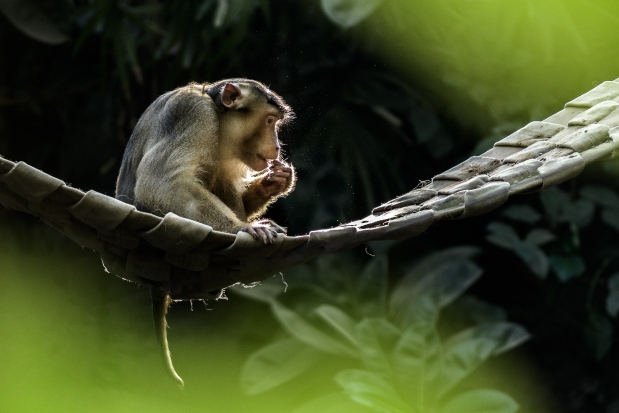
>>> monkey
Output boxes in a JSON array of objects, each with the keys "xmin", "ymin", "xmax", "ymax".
[
  {"xmin": 114, "ymin": 79, "xmax": 296, "ymax": 387},
  {"xmin": 116, "ymin": 78, "xmax": 296, "ymax": 241}
]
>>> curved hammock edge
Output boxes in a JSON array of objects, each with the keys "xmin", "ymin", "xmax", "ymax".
[{"xmin": 1, "ymin": 79, "xmax": 619, "ymax": 298}]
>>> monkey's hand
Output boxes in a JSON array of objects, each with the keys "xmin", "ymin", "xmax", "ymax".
[
  {"xmin": 256, "ymin": 159, "xmax": 295, "ymax": 198},
  {"xmin": 235, "ymin": 219, "xmax": 286, "ymax": 244}
]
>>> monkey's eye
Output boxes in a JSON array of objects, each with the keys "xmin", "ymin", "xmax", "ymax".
[{"xmin": 266, "ymin": 116, "xmax": 276, "ymax": 125}]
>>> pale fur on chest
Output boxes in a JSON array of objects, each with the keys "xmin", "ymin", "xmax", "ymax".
[{"xmin": 220, "ymin": 158, "xmax": 254, "ymax": 195}]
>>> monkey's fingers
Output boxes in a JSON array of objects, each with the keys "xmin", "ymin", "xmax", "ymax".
[
  {"xmin": 254, "ymin": 226, "xmax": 277, "ymax": 244},
  {"xmin": 268, "ymin": 175, "xmax": 290, "ymax": 185},
  {"xmin": 269, "ymin": 165, "xmax": 292, "ymax": 174},
  {"xmin": 257, "ymin": 219, "xmax": 287, "ymax": 234},
  {"xmin": 270, "ymin": 170, "xmax": 291, "ymax": 178},
  {"xmin": 268, "ymin": 159, "xmax": 284, "ymax": 167},
  {"xmin": 237, "ymin": 225, "xmax": 261, "ymax": 240}
]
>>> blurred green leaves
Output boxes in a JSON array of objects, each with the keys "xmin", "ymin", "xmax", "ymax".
[
  {"xmin": 320, "ymin": 0, "xmax": 384, "ymax": 29},
  {"xmin": 236, "ymin": 248, "xmax": 528, "ymax": 412}
]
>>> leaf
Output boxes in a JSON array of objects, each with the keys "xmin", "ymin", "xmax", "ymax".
[
  {"xmin": 391, "ymin": 323, "xmax": 440, "ymax": 399},
  {"xmin": 524, "ymin": 228, "xmax": 555, "ymax": 246},
  {"xmin": 584, "ymin": 312, "xmax": 614, "ymax": 360},
  {"xmin": 441, "ymin": 389, "xmax": 519, "ymax": 413},
  {"xmin": 240, "ymin": 338, "xmax": 324, "ymax": 395},
  {"xmin": 334, "ymin": 369, "xmax": 410, "ymax": 413},
  {"xmin": 549, "ymin": 254, "xmax": 585, "ymax": 282},
  {"xmin": 580, "ymin": 185, "xmax": 619, "ymax": 208},
  {"xmin": 0, "ymin": 0, "xmax": 69, "ymax": 44},
  {"xmin": 320, "ymin": 0, "xmax": 384, "ymax": 29},
  {"xmin": 436, "ymin": 322, "xmax": 530, "ymax": 396},
  {"xmin": 452, "ymin": 296, "xmax": 507, "ymax": 323},
  {"xmin": 271, "ymin": 301, "xmax": 358, "ymax": 357},
  {"xmin": 606, "ymin": 273, "xmax": 619, "ymax": 317},
  {"xmin": 355, "ymin": 318, "xmax": 401, "ymax": 376},
  {"xmin": 502, "ymin": 204, "xmax": 541, "ymax": 224},
  {"xmin": 390, "ymin": 248, "xmax": 483, "ymax": 327},
  {"xmin": 512, "ymin": 243, "xmax": 549, "ymax": 278},
  {"xmin": 540, "ymin": 185, "xmax": 570, "ymax": 219},
  {"xmin": 315, "ymin": 305, "xmax": 358, "ymax": 347},
  {"xmin": 487, "ymin": 223, "xmax": 549, "ymax": 278},
  {"xmin": 540, "ymin": 187, "xmax": 594, "ymax": 228},
  {"xmin": 355, "ymin": 255, "xmax": 389, "ymax": 317},
  {"xmin": 602, "ymin": 208, "xmax": 619, "ymax": 233},
  {"xmin": 486, "ymin": 222, "xmax": 521, "ymax": 249},
  {"xmin": 292, "ymin": 392, "xmax": 373, "ymax": 413},
  {"xmin": 558, "ymin": 198, "xmax": 595, "ymax": 228}
]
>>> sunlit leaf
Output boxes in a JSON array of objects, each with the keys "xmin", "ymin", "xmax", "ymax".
[
  {"xmin": 390, "ymin": 247, "xmax": 482, "ymax": 327},
  {"xmin": 320, "ymin": 0, "xmax": 384, "ymax": 29},
  {"xmin": 355, "ymin": 318, "xmax": 400, "ymax": 376},
  {"xmin": 315, "ymin": 305, "xmax": 358, "ymax": 347},
  {"xmin": 334, "ymin": 369, "xmax": 410, "ymax": 413},
  {"xmin": 606, "ymin": 273, "xmax": 619, "ymax": 317},
  {"xmin": 240, "ymin": 338, "xmax": 324, "ymax": 395},
  {"xmin": 436, "ymin": 322, "xmax": 530, "ymax": 396},
  {"xmin": 391, "ymin": 323, "xmax": 440, "ymax": 399},
  {"xmin": 441, "ymin": 389, "xmax": 519, "ymax": 413},
  {"xmin": 213, "ymin": 0, "xmax": 228, "ymax": 27},
  {"xmin": 271, "ymin": 301, "xmax": 358, "ymax": 357}
]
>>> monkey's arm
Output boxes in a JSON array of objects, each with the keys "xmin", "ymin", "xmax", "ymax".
[
  {"xmin": 134, "ymin": 152, "xmax": 280, "ymax": 243},
  {"xmin": 243, "ymin": 160, "xmax": 296, "ymax": 220},
  {"xmin": 133, "ymin": 145, "xmax": 246, "ymax": 231}
]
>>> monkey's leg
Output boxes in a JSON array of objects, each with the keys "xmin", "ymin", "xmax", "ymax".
[{"xmin": 151, "ymin": 286, "xmax": 184, "ymax": 388}]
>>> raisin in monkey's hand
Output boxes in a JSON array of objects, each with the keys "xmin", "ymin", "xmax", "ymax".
[
  {"xmin": 235, "ymin": 219, "xmax": 286, "ymax": 244},
  {"xmin": 256, "ymin": 160, "xmax": 294, "ymax": 198}
]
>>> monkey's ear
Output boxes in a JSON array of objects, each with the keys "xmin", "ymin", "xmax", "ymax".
[{"xmin": 221, "ymin": 83, "xmax": 242, "ymax": 108}]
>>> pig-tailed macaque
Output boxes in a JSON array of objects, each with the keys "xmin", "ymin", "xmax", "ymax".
[{"xmin": 115, "ymin": 79, "xmax": 296, "ymax": 387}]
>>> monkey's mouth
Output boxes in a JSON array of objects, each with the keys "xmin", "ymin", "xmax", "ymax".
[{"xmin": 255, "ymin": 154, "xmax": 270, "ymax": 170}]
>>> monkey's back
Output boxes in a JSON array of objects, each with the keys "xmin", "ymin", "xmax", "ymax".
[{"xmin": 115, "ymin": 85, "xmax": 219, "ymax": 210}]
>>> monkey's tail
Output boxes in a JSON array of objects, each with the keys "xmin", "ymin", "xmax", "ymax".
[{"xmin": 151, "ymin": 286, "xmax": 185, "ymax": 389}]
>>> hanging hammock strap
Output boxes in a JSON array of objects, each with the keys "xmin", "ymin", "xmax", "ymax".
[{"xmin": 1, "ymin": 80, "xmax": 619, "ymax": 297}]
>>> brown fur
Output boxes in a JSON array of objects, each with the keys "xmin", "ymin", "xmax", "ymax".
[{"xmin": 116, "ymin": 79, "xmax": 295, "ymax": 234}]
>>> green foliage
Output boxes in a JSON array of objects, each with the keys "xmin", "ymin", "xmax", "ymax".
[
  {"xmin": 320, "ymin": 0, "xmax": 384, "ymax": 29},
  {"xmin": 236, "ymin": 249, "xmax": 528, "ymax": 412}
]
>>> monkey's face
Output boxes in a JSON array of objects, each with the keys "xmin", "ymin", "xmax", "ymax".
[
  {"xmin": 239, "ymin": 110, "xmax": 283, "ymax": 171},
  {"xmin": 217, "ymin": 82, "xmax": 292, "ymax": 171}
]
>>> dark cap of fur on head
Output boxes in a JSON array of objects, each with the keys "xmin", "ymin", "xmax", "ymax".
[{"xmin": 201, "ymin": 78, "xmax": 294, "ymax": 123}]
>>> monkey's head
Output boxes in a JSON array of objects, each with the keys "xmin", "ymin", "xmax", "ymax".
[{"xmin": 206, "ymin": 79, "xmax": 294, "ymax": 171}]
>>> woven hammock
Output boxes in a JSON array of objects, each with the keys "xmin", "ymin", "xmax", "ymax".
[{"xmin": 1, "ymin": 80, "xmax": 619, "ymax": 299}]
